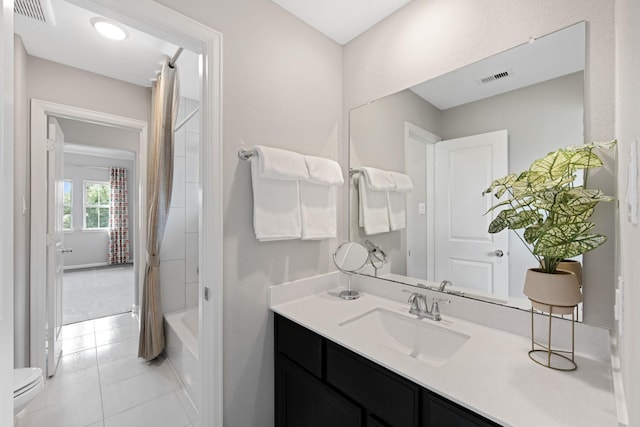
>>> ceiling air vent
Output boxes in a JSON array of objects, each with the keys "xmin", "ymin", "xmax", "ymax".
[
  {"xmin": 15, "ymin": 0, "xmax": 56, "ymax": 25},
  {"xmin": 477, "ymin": 69, "xmax": 513, "ymax": 85}
]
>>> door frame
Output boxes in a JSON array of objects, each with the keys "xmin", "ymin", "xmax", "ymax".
[
  {"xmin": 30, "ymin": 100, "xmax": 148, "ymax": 374},
  {"xmin": 404, "ymin": 122, "xmax": 440, "ymax": 280},
  {"xmin": 31, "ymin": 1, "xmax": 224, "ymax": 424},
  {"xmin": 0, "ymin": 0, "xmax": 14, "ymax": 425}
]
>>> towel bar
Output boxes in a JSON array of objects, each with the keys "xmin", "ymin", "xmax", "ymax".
[
  {"xmin": 238, "ymin": 148, "xmax": 257, "ymax": 160},
  {"xmin": 349, "ymin": 168, "xmax": 362, "ymax": 176}
]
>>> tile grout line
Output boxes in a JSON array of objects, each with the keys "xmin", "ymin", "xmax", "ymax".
[{"xmin": 94, "ymin": 321, "xmax": 107, "ymax": 426}]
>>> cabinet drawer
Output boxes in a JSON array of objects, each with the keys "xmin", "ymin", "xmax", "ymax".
[
  {"xmin": 275, "ymin": 314, "xmax": 323, "ymax": 378},
  {"xmin": 326, "ymin": 342, "xmax": 419, "ymax": 427},
  {"xmin": 424, "ymin": 392, "xmax": 501, "ymax": 427}
]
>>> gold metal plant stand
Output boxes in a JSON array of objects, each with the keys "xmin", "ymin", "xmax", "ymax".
[{"xmin": 528, "ymin": 302, "xmax": 577, "ymax": 371}]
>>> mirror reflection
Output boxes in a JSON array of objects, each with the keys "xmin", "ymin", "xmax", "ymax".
[
  {"xmin": 334, "ymin": 241, "xmax": 370, "ymax": 274},
  {"xmin": 349, "ymin": 22, "xmax": 586, "ymax": 313}
]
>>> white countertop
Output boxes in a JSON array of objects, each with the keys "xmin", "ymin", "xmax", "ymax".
[{"xmin": 270, "ymin": 284, "xmax": 618, "ymax": 427}]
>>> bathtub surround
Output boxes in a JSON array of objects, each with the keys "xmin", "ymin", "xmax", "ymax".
[
  {"xmin": 159, "ymin": 96, "xmax": 200, "ymax": 315},
  {"xmin": 165, "ymin": 308, "xmax": 200, "ymax": 412}
]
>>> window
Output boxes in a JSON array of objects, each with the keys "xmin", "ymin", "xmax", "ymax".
[
  {"xmin": 63, "ymin": 180, "xmax": 73, "ymax": 230},
  {"xmin": 84, "ymin": 181, "xmax": 110, "ymax": 229}
]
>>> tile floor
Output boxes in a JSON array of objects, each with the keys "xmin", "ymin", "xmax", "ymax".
[
  {"xmin": 16, "ymin": 313, "xmax": 199, "ymax": 427},
  {"xmin": 63, "ymin": 265, "xmax": 135, "ymax": 325}
]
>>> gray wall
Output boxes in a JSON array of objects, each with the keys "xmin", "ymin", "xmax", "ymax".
[
  {"xmin": 615, "ymin": 0, "xmax": 640, "ymax": 424},
  {"xmin": 13, "ymin": 52, "xmax": 150, "ymax": 368},
  {"xmin": 63, "ymin": 152, "xmax": 135, "ymax": 268},
  {"xmin": 157, "ymin": 1, "xmax": 343, "ymax": 425},
  {"xmin": 343, "ymin": 0, "xmax": 616, "ymax": 328}
]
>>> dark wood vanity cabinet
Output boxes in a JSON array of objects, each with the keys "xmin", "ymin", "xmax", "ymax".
[{"xmin": 274, "ymin": 313, "xmax": 501, "ymax": 427}]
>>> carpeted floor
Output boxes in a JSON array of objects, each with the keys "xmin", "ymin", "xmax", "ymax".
[{"xmin": 63, "ymin": 264, "xmax": 134, "ymax": 325}]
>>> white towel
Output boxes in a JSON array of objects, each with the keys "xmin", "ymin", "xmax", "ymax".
[
  {"xmin": 387, "ymin": 192, "xmax": 407, "ymax": 230},
  {"xmin": 300, "ymin": 155, "xmax": 344, "ymax": 240},
  {"xmin": 250, "ymin": 146, "xmax": 308, "ymax": 241},
  {"xmin": 361, "ymin": 167, "xmax": 395, "ymax": 190},
  {"xmin": 387, "ymin": 171, "xmax": 413, "ymax": 230},
  {"xmin": 303, "ymin": 155, "xmax": 344, "ymax": 185},
  {"xmin": 389, "ymin": 171, "xmax": 414, "ymax": 193},
  {"xmin": 300, "ymin": 183, "xmax": 338, "ymax": 240},
  {"xmin": 358, "ymin": 174, "xmax": 390, "ymax": 235},
  {"xmin": 254, "ymin": 145, "xmax": 309, "ymax": 180}
]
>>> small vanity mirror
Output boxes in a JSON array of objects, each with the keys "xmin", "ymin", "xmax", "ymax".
[
  {"xmin": 348, "ymin": 21, "xmax": 605, "ymax": 319},
  {"xmin": 333, "ymin": 241, "xmax": 369, "ymax": 300}
]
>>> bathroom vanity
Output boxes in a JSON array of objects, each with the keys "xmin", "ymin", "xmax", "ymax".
[
  {"xmin": 275, "ymin": 313, "xmax": 498, "ymax": 426},
  {"xmin": 269, "ymin": 273, "xmax": 619, "ymax": 426}
]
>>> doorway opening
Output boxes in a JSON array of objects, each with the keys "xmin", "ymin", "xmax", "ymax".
[
  {"xmin": 61, "ymin": 134, "xmax": 138, "ymax": 325},
  {"xmin": 21, "ymin": 0, "xmax": 223, "ymax": 424}
]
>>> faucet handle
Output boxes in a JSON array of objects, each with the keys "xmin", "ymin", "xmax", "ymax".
[
  {"xmin": 403, "ymin": 290, "xmax": 423, "ymax": 314},
  {"xmin": 430, "ymin": 298, "xmax": 451, "ymax": 321}
]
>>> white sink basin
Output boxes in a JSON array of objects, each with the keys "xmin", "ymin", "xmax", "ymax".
[{"xmin": 340, "ymin": 308, "xmax": 470, "ymax": 366}]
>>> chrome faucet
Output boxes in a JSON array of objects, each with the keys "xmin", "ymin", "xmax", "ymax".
[
  {"xmin": 439, "ymin": 280, "xmax": 452, "ymax": 292},
  {"xmin": 403, "ymin": 290, "xmax": 450, "ymax": 321}
]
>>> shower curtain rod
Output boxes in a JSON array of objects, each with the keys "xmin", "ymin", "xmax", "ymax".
[{"xmin": 168, "ymin": 47, "xmax": 183, "ymax": 68}]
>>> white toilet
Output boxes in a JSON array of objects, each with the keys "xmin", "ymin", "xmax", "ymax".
[{"xmin": 13, "ymin": 367, "xmax": 44, "ymax": 415}]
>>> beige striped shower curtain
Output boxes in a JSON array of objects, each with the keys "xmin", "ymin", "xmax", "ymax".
[{"xmin": 138, "ymin": 62, "xmax": 179, "ymax": 360}]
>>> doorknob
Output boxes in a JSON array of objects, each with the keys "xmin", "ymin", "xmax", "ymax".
[
  {"xmin": 62, "ymin": 248, "xmax": 73, "ymax": 254},
  {"xmin": 493, "ymin": 250, "xmax": 504, "ymax": 258}
]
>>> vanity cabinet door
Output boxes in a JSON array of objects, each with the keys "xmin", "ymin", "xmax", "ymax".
[
  {"xmin": 275, "ymin": 314, "xmax": 323, "ymax": 378},
  {"xmin": 367, "ymin": 414, "xmax": 390, "ymax": 427},
  {"xmin": 326, "ymin": 341, "xmax": 420, "ymax": 427},
  {"xmin": 276, "ymin": 354, "xmax": 362, "ymax": 427},
  {"xmin": 423, "ymin": 392, "xmax": 501, "ymax": 427}
]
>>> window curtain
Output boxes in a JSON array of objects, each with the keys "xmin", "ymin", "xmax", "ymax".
[
  {"xmin": 138, "ymin": 62, "xmax": 179, "ymax": 361},
  {"xmin": 108, "ymin": 167, "xmax": 130, "ymax": 265}
]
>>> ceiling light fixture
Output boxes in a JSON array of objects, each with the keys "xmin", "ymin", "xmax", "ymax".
[{"xmin": 91, "ymin": 18, "xmax": 127, "ymax": 41}]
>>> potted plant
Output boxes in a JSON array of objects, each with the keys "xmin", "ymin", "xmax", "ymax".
[{"xmin": 482, "ymin": 141, "xmax": 616, "ymax": 313}]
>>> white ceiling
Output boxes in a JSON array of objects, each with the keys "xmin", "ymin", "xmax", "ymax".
[
  {"xmin": 271, "ymin": 0, "xmax": 413, "ymax": 45},
  {"xmin": 410, "ymin": 22, "xmax": 585, "ymax": 110},
  {"xmin": 14, "ymin": 0, "xmax": 200, "ymax": 100}
]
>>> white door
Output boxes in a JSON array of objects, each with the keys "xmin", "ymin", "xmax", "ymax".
[
  {"xmin": 434, "ymin": 130, "xmax": 509, "ymax": 296},
  {"xmin": 46, "ymin": 117, "xmax": 65, "ymax": 377}
]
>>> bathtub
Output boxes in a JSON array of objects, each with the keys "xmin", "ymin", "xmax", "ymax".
[{"xmin": 164, "ymin": 308, "xmax": 200, "ymax": 411}]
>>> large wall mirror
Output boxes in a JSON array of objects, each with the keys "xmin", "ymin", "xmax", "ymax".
[{"xmin": 349, "ymin": 21, "xmax": 591, "ymax": 317}]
